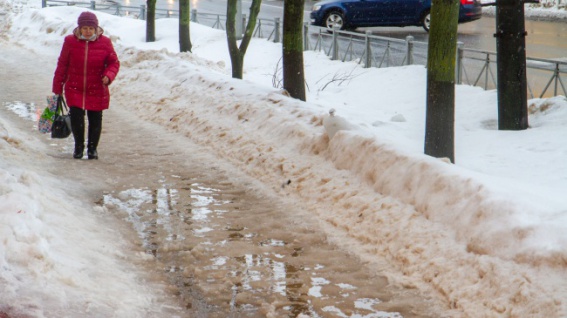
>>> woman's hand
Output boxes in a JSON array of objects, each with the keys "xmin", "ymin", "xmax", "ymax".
[{"xmin": 102, "ymin": 76, "xmax": 110, "ymax": 85}]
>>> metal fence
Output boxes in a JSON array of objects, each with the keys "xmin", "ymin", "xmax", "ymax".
[
  {"xmin": 42, "ymin": 0, "xmax": 566, "ymax": 98},
  {"xmin": 306, "ymin": 27, "xmax": 566, "ymax": 98},
  {"xmin": 457, "ymin": 47, "xmax": 567, "ymax": 98},
  {"xmin": 304, "ymin": 27, "xmax": 429, "ymax": 68}
]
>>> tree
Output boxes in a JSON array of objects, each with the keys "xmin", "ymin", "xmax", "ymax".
[
  {"xmin": 179, "ymin": 0, "xmax": 192, "ymax": 52},
  {"xmin": 282, "ymin": 0, "xmax": 306, "ymax": 101},
  {"xmin": 495, "ymin": 0, "xmax": 528, "ymax": 130},
  {"xmin": 226, "ymin": 0, "xmax": 262, "ymax": 79},
  {"xmin": 424, "ymin": 0, "xmax": 460, "ymax": 163},
  {"xmin": 145, "ymin": 0, "xmax": 156, "ymax": 42}
]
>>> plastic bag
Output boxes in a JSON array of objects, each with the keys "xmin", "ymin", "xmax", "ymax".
[{"xmin": 38, "ymin": 95, "xmax": 58, "ymax": 133}]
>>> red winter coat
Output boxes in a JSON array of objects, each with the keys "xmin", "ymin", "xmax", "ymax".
[{"xmin": 52, "ymin": 27, "xmax": 120, "ymax": 111}]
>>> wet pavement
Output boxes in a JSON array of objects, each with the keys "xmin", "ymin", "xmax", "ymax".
[{"xmin": 101, "ymin": 170, "xmax": 425, "ymax": 317}]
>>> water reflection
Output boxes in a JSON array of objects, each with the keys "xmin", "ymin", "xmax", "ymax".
[
  {"xmin": 103, "ymin": 177, "xmax": 407, "ymax": 317},
  {"xmin": 3, "ymin": 101, "xmax": 38, "ymax": 121}
]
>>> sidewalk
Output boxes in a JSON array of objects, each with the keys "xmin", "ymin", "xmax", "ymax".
[{"xmin": 0, "ymin": 40, "xmax": 443, "ymax": 318}]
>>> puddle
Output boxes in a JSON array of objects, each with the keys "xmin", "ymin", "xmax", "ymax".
[
  {"xmin": 3, "ymin": 101, "xmax": 38, "ymax": 121},
  {"xmin": 103, "ymin": 174, "xmax": 432, "ymax": 318}
]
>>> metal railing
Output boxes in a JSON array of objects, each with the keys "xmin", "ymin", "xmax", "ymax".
[
  {"xmin": 42, "ymin": 0, "xmax": 566, "ymax": 98},
  {"xmin": 457, "ymin": 47, "xmax": 567, "ymax": 98},
  {"xmin": 42, "ymin": 0, "xmax": 282, "ymax": 40},
  {"xmin": 304, "ymin": 26, "xmax": 429, "ymax": 68},
  {"xmin": 42, "ymin": 0, "xmax": 182, "ymax": 19}
]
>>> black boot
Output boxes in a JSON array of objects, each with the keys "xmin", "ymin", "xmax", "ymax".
[
  {"xmin": 70, "ymin": 107, "xmax": 85, "ymax": 159},
  {"xmin": 73, "ymin": 145, "xmax": 84, "ymax": 159},
  {"xmin": 87, "ymin": 146, "xmax": 98, "ymax": 160},
  {"xmin": 87, "ymin": 111, "xmax": 102, "ymax": 160}
]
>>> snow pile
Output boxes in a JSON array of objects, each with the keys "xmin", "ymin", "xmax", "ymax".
[{"xmin": 0, "ymin": 114, "xmax": 179, "ymax": 317}]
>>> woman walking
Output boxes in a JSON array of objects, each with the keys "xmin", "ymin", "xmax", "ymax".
[{"xmin": 52, "ymin": 11, "xmax": 120, "ymax": 159}]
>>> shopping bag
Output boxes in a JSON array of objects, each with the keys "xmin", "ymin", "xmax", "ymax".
[
  {"xmin": 38, "ymin": 95, "xmax": 58, "ymax": 133},
  {"xmin": 51, "ymin": 96, "xmax": 72, "ymax": 139}
]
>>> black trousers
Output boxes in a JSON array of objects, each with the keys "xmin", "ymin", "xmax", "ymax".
[{"xmin": 69, "ymin": 107, "xmax": 103, "ymax": 150}]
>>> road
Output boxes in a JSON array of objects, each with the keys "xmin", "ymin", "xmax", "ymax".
[{"xmin": 363, "ymin": 16, "xmax": 567, "ymax": 60}]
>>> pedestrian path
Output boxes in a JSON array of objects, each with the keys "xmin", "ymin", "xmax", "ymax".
[{"xmin": 0, "ymin": 41, "xmax": 442, "ymax": 317}]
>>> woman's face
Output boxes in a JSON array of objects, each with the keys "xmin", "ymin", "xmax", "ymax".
[{"xmin": 80, "ymin": 26, "xmax": 95, "ymax": 38}]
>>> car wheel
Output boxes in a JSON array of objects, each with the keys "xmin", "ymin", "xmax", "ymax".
[
  {"xmin": 421, "ymin": 11, "xmax": 431, "ymax": 32},
  {"xmin": 324, "ymin": 11, "xmax": 346, "ymax": 31}
]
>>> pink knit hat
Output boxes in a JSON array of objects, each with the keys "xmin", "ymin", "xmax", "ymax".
[{"xmin": 78, "ymin": 11, "xmax": 98, "ymax": 28}]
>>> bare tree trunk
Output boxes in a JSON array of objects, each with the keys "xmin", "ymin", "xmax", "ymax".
[
  {"xmin": 282, "ymin": 0, "xmax": 306, "ymax": 101},
  {"xmin": 145, "ymin": 0, "xmax": 156, "ymax": 42},
  {"xmin": 226, "ymin": 0, "xmax": 262, "ymax": 79},
  {"xmin": 424, "ymin": 0, "xmax": 459, "ymax": 163},
  {"xmin": 179, "ymin": 0, "xmax": 192, "ymax": 52},
  {"xmin": 496, "ymin": 0, "xmax": 528, "ymax": 130}
]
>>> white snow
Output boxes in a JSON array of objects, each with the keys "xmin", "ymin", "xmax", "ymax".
[{"xmin": 1, "ymin": 0, "xmax": 567, "ymax": 317}]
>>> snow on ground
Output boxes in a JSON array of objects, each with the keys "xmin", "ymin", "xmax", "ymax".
[
  {"xmin": 482, "ymin": 0, "xmax": 567, "ymax": 20},
  {"xmin": 1, "ymin": 0, "xmax": 567, "ymax": 317}
]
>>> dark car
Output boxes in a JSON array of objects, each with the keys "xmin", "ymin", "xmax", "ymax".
[{"xmin": 310, "ymin": 0, "xmax": 482, "ymax": 32}]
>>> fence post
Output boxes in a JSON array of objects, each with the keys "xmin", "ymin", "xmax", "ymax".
[
  {"xmin": 41, "ymin": 0, "xmax": 46, "ymax": 7},
  {"xmin": 90, "ymin": 0, "xmax": 95, "ymax": 10},
  {"xmin": 365, "ymin": 30, "xmax": 372, "ymax": 68},
  {"xmin": 405, "ymin": 35, "xmax": 414, "ymax": 65},
  {"xmin": 484, "ymin": 53, "xmax": 490, "ymax": 90},
  {"xmin": 456, "ymin": 41, "xmax": 464, "ymax": 84},
  {"xmin": 274, "ymin": 17, "xmax": 281, "ymax": 43},
  {"xmin": 140, "ymin": 4, "xmax": 146, "ymax": 20},
  {"xmin": 554, "ymin": 63, "xmax": 560, "ymax": 96},
  {"xmin": 303, "ymin": 22, "xmax": 310, "ymax": 51},
  {"xmin": 191, "ymin": 9, "xmax": 198, "ymax": 23},
  {"xmin": 213, "ymin": 15, "xmax": 222, "ymax": 29},
  {"xmin": 331, "ymin": 26, "xmax": 339, "ymax": 60}
]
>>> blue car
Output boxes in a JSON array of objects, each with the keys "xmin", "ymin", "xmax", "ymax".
[{"xmin": 310, "ymin": 0, "xmax": 482, "ymax": 32}]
